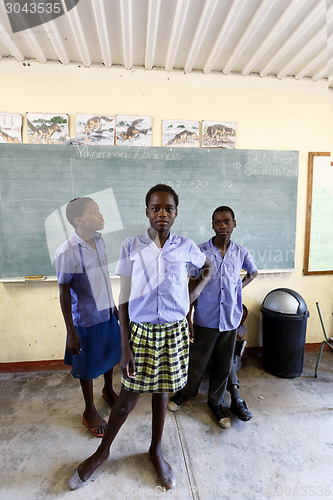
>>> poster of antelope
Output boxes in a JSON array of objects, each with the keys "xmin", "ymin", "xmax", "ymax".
[
  {"xmin": 162, "ymin": 120, "xmax": 200, "ymax": 147},
  {"xmin": 26, "ymin": 113, "xmax": 69, "ymax": 144},
  {"xmin": 0, "ymin": 112, "xmax": 22, "ymax": 143},
  {"xmin": 201, "ymin": 120, "xmax": 236, "ymax": 148},
  {"xmin": 76, "ymin": 113, "xmax": 115, "ymax": 145},
  {"xmin": 115, "ymin": 115, "xmax": 152, "ymax": 146}
]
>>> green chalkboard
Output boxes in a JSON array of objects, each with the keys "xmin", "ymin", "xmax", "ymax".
[
  {"xmin": 0, "ymin": 144, "xmax": 299, "ymax": 278},
  {"xmin": 304, "ymin": 152, "xmax": 333, "ymax": 275}
]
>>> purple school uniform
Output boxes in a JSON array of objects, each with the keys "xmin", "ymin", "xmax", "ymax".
[
  {"xmin": 115, "ymin": 229, "xmax": 206, "ymax": 393},
  {"xmin": 115, "ymin": 230, "xmax": 206, "ymax": 324},
  {"xmin": 190, "ymin": 239, "xmax": 257, "ymax": 331},
  {"xmin": 55, "ymin": 232, "xmax": 114, "ymax": 326},
  {"xmin": 181, "ymin": 239, "xmax": 257, "ymax": 406},
  {"xmin": 55, "ymin": 232, "xmax": 121, "ymax": 379}
]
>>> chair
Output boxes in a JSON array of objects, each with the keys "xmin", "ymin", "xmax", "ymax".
[{"xmin": 314, "ymin": 302, "xmax": 333, "ymax": 377}]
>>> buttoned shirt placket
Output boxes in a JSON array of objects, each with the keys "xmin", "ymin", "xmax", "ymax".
[
  {"xmin": 157, "ymin": 248, "xmax": 163, "ymax": 322},
  {"xmin": 211, "ymin": 240, "xmax": 229, "ymax": 332}
]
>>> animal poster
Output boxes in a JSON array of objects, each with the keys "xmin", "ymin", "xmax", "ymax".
[
  {"xmin": 26, "ymin": 113, "xmax": 69, "ymax": 144},
  {"xmin": 115, "ymin": 115, "xmax": 152, "ymax": 146},
  {"xmin": 76, "ymin": 113, "xmax": 115, "ymax": 145},
  {"xmin": 162, "ymin": 120, "xmax": 200, "ymax": 147},
  {"xmin": 201, "ymin": 120, "xmax": 236, "ymax": 148},
  {"xmin": 0, "ymin": 112, "xmax": 22, "ymax": 143}
]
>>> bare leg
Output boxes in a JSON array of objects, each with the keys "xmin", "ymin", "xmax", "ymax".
[
  {"xmin": 75, "ymin": 387, "xmax": 140, "ymax": 483},
  {"xmin": 80, "ymin": 379, "xmax": 105, "ymax": 435},
  {"xmin": 149, "ymin": 393, "xmax": 176, "ymax": 489},
  {"xmin": 102, "ymin": 368, "xmax": 118, "ymax": 406}
]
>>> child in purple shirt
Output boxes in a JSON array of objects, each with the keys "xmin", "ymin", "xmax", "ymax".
[
  {"xmin": 67, "ymin": 184, "xmax": 213, "ymax": 491},
  {"xmin": 168, "ymin": 206, "xmax": 257, "ymax": 429},
  {"xmin": 55, "ymin": 197, "xmax": 121, "ymax": 438}
]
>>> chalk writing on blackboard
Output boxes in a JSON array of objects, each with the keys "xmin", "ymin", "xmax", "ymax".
[{"xmin": 0, "ymin": 145, "xmax": 298, "ymax": 278}]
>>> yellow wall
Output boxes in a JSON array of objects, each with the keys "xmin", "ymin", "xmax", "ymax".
[{"xmin": 0, "ymin": 59, "xmax": 332, "ymax": 363}]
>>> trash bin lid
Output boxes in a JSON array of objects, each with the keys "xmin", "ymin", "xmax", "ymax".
[{"xmin": 262, "ymin": 288, "xmax": 308, "ymax": 315}]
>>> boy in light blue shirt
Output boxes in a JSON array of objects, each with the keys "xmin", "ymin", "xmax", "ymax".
[{"xmin": 168, "ymin": 206, "xmax": 257, "ymax": 428}]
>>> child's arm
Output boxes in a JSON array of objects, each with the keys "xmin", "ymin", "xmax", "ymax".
[
  {"xmin": 187, "ymin": 257, "xmax": 214, "ymax": 341},
  {"xmin": 113, "ymin": 305, "xmax": 119, "ymax": 321},
  {"xmin": 186, "ymin": 305, "xmax": 195, "ymax": 343},
  {"xmin": 118, "ymin": 275, "xmax": 136, "ymax": 379},
  {"xmin": 188, "ymin": 257, "xmax": 213, "ymax": 303},
  {"xmin": 241, "ymin": 271, "xmax": 258, "ymax": 289},
  {"xmin": 59, "ymin": 283, "xmax": 81, "ymax": 355}
]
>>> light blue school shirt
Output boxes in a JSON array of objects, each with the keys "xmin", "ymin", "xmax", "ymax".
[
  {"xmin": 115, "ymin": 230, "xmax": 206, "ymax": 324},
  {"xmin": 55, "ymin": 232, "xmax": 114, "ymax": 327},
  {"xmin": 189, "ymin": 239, "xmax": 257, "ymax": 331}
]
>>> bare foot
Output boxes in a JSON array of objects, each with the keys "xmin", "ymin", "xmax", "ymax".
[
  {"xmin": 69, "ymin": 450, "xmax": 110, "ymax": 490},
  {"xmin": 149, "ymin": 447, "xmax": 176, "ymax": 490},
  {"xmin": 78, "ymin": 449, "xmax": 109, "ymax": 482},
  {"xmin": 82, "ymin": 410, "xmax": 106, "ymax": 437}
]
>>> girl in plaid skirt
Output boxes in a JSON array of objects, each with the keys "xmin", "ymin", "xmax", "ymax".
[{"xmin": 68, "ymin": 184, "xmax": 213, "ymax": 492}]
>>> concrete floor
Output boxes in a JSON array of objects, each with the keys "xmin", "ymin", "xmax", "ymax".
[{"xmin": 1, "ymin": 351, "xmax": 332, "ymax": 500}]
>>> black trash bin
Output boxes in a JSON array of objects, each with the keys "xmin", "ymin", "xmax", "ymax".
[{"xmin": 261, "ymin": 288, "xmax": 309, "ymax": 378}]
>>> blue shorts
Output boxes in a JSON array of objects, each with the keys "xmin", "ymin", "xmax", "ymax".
[{"xmin": 64, "ymin": 313, "xmax": 121, "ymax": 379}]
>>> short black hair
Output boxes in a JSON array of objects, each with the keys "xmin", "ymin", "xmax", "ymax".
[
  {"xmin": 212, "ymin": 206, "xmax": 235, "ymax": 222},
  {"xmin": 66, "ymin": 197, "xmax": 94, "ymax": 228},
  {"xmin": 145, "ymin": 184, "xmax": 179, "ymax": 207}
]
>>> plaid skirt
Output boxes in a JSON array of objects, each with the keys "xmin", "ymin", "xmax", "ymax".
[{"xmin": 122, "ymin": 319, "xmax": 189, "ymax": 393}]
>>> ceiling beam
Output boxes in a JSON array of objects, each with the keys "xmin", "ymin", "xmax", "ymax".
[
  {"xmin": 61, "ymin": 0, "xmax": 91, "ymax": 67},
  {"xmin": 0, "ymin": 20, "xmax": 24, "ymax": 61},
  {"xmin": 43, "ymin": 20, "xmax": 70, "ymax": 65},
  {"xmin": 119, "ymin": 0, "xmax": 133, "ymax": 70},
  {"xmin": 92, "ymin": 0, "xmax": 112, "ymax": 67},
  {"xmin": 277, "ymin": 28, "xmax": 326, "ymax": 79},
  {"xmin": 312, "ymin": 62, "xmax": 329, "ymax": 81},
  {"xmin": 302, "ymin": 33, "xmax": 333, "ymax": 81},
  {"xmin": 242, "ymin": 0, "xmax": 304, "ymax": 76},
  {"xmin": 295, "ymin": 46, "xmax": 327, "ymax": 80},
  {"xmin": 259, "ymin": 1, "xmax": 324, "ymax": 77},
  {"xmin": 165, "ymin": 0, "xmax": 190, "ymax": 72},
  {"xmin": 184, "ymin": 0, "xmax": 218, "ymax": 73},
  {"xmin": 0, "ymin": 1, "xmax": 46, "ymax": 63},
  {"xmin": 203, "ymin": 0, "xmax": 247, "ymax": 74},
  {"xmin": 223, "ymin": 0, "xmax": 275, "ymax": 75},
  {"xmin": 287, "ymin": 1, "xmax": 333, "ymax": 82},
  {"xmin": 145, "ymin": 0, "xmax": 161, "ymax": 70},
  {"xmin": 19, "ymin": 30, "xmax": 47, "ymax": 63},
  {"xmin": 326, "ymin": 0, "xmax": 333, "ymax": 87}
]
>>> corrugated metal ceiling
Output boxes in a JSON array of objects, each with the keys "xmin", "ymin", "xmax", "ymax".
[{"xmin": 0, "ymin": 0, "xmax": 332, "ymax": 87}]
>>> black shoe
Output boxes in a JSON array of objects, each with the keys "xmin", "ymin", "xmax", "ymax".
[
  {"xmin": 208, "ymin": 402, "xmax": 231, "ymax": 429},
  {"xmin": 168, "ymin": 392, "xmax": 188, "ymax": 412},
  {"xmin": 230, "ymin": 398, "xmax": 252, "ymax": 421}
]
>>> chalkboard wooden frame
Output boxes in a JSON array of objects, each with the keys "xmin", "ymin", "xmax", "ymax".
[{"xmin": 303, "ymin": 152, "xmax": 333, "ymax": 275}]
